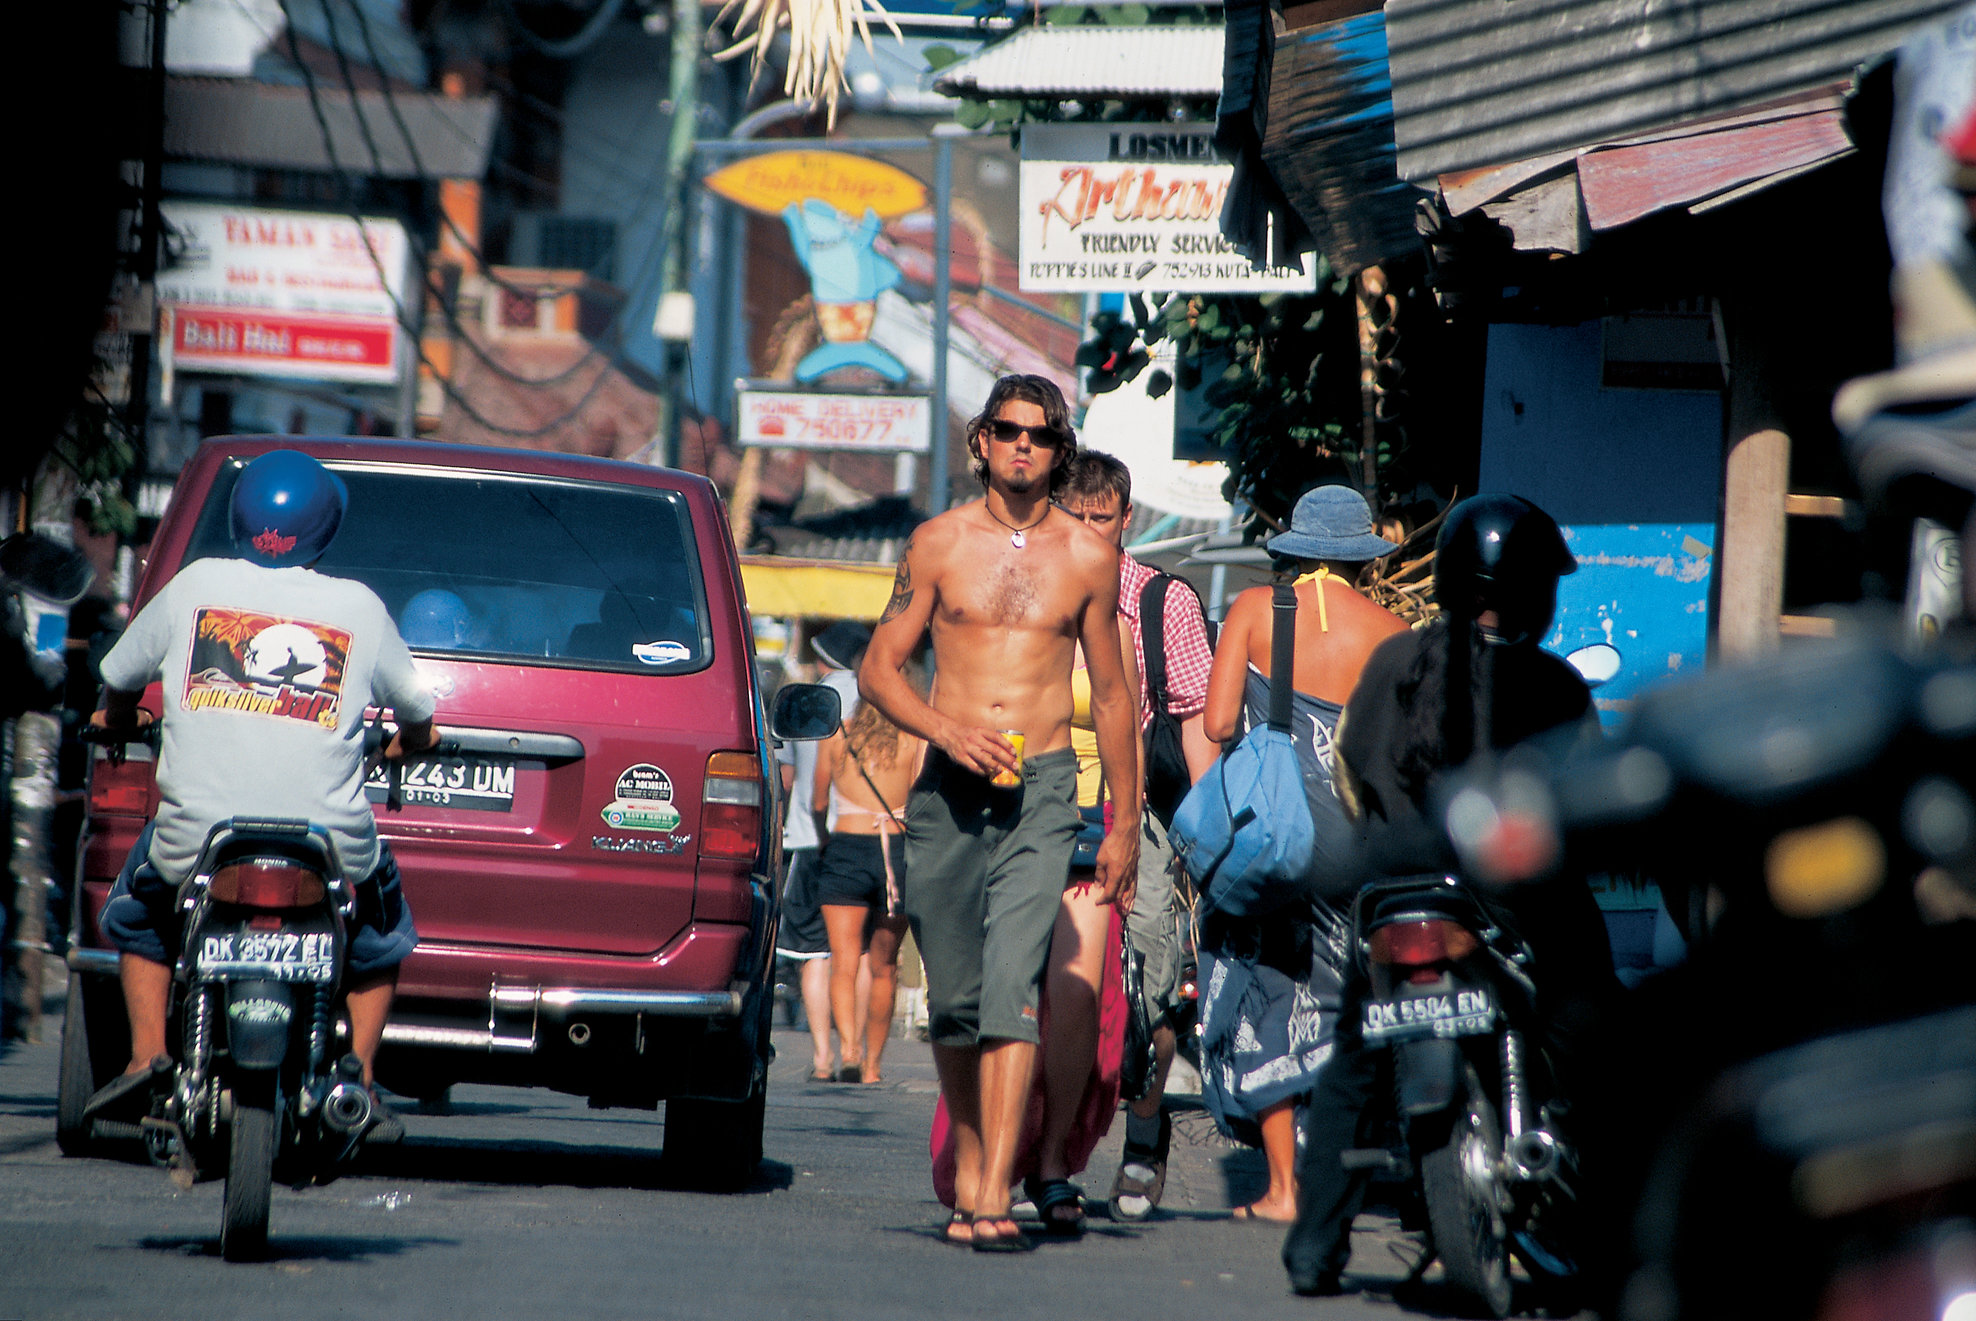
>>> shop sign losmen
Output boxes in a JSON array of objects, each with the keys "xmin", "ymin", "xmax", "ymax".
[
  {"xmin": 1018, "ymin": 124, "xmax": 1317, "ymax": 294},
  {"xmin": 156, "ymin": 202, "xmax": 408, "ymax": 386}
]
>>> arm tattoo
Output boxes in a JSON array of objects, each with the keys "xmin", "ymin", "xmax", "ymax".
[{"xmin": 878, "ymin": 550, "xmax": 915, "ymax": 624}]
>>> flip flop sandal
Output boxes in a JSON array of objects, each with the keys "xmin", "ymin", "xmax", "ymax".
[
  {"xmin": 1023, "ymin": 1176, "xmax": 1086, "ymax": 1236},
  {"xmin": 1109, "ymin": 1109, "xmax": 1171, "ymax": 1221},
  {"xmin": 941, "ymin": 1211, "xmax": 974, "ymax": 1247},
  {"xmin": 82, "ymin": 1055, "xmax": 170, "ymax": 1122},
  {"xmin": 970, "ymin": 1216, "xmax": 1034, "ymax": 1254}
]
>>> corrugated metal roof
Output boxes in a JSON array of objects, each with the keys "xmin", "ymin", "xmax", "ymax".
[
  {"xmin": 932, "ymin": 25, "xmax": 1226, "ymax": 98},
  {"xmin": 1261, "ymin": 9, "xmax": 1429, "ymax": 272},
  {"xmin": 1384, "ymin": 0, "xmax": 1964, "ymax": 180},
  {"xmin": 163, "ymin": 76, "xmax": 497, "ymax": 180}
]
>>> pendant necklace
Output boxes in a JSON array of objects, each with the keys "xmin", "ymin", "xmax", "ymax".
[{"xmin": 987, "ymin": 503, "xmax": 1050, "ymax": 549}]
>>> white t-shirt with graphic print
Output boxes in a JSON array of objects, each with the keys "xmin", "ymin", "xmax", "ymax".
[{"xmin": 101, "ymin": 557, "xmax": 436, "ymax": 887}]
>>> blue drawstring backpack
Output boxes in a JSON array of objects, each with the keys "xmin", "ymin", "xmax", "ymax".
[{"xmin": 1170, "ymin": 585, "xmax": 1316, "ymax": 917}]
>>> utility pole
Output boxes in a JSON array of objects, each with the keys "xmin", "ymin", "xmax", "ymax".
[
  {"xmin": 650, "ymin": 0, "xmax": 703, "ymax": 469},
  {"xmin": 126, "ymin": 0, "xmax": 169, "ymax": 469}
]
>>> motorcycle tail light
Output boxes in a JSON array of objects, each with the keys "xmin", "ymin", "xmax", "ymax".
[
  {"xmin": 1369, "ymin": 919, "xmax": 1479, "ymax": 967},
  {"xmin": 209, "ymin": 860, "xmax": 326, "ymax": 908},
  {"xmin": 702, "ymin": 751, "xmax": 763, "ymax": 861}
]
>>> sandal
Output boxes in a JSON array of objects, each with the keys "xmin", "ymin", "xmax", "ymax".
[
  {"xmin": 82, "ymin": 1055, "xmax": 170, "ymax": 1122},
  {"xmin": 941, "ymin": 1210, "xmax": 974, "ymax": 1247},
  {"xmin": 970, "ymin": 1215, "xmax": 1034, "ymax": 1254},
  {"xmin": 1109, "ymin": 1109, "xmax": 1170, "ymax": 1222},
  {"xmin": 1023, "ymin": 1175, "xmax": 1085, "ymax": 1236}
]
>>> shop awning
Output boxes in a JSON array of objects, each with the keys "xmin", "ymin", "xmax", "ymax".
[
  {"xmin": 1439, "ymin": 83, "xmax": 1857, "ymax": 253},
  {"xmin": 739, "ymin": 557, "xmax": 900, "ymax": 621},
  {"xmin": 164, "ymin": 75, "xmax": 498, "ymax": 180},
  {"xmin": 1382, "ymin": 0, "xmax": 1960, "ymax": 181}
]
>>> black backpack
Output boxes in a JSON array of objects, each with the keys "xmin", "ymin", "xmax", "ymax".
[{"xmin": 1139, "ymin": 572, "xmax": 1215, "ymax": 830}]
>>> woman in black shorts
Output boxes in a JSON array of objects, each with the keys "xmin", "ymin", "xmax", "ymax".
[{"xmin": 814, "ymin": 678, "xmax": 926, "ymax": 1084}]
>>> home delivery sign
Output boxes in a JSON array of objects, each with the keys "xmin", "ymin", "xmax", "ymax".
[
  {"xmin": 156, "ymin": 203, "xmax": 407, "ymax": 386},
  {"xmin": 1018, "ymin": 125, "xmax": 1317, "ymax": 294}
]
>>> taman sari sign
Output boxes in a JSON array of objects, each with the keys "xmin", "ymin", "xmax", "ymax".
[
  {"xmin": 1018, "ymin": 124, "xmax": 1317, "ymax": 294},
  {"xmin": 156, "ymin": 202, "xmax": 407, "ymax": 386}
]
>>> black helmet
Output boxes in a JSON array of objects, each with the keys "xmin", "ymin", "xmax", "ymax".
[{"xmin": 1434, "ymin": 493, "xmax": 1576, "ymax": 644}]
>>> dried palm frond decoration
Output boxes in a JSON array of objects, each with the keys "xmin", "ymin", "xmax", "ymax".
[
  {"xmin": 1359, "ymin": 497, "xmax": 1453, "ymax": 627},
  {"xmin": 712, "ymin": 0, "xmax": 903, "ymax": 126}
]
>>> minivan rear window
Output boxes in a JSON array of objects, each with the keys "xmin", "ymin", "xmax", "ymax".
[{"xmin": 187, "ymin": 460, "xmax": 711, "ymax": 672}]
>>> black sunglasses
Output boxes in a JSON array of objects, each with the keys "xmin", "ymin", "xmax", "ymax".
[{"xmin": 987, "ymin": 418, "xmax": 1067, "ymax": 446}]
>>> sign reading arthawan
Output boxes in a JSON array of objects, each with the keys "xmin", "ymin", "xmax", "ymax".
[
  {"xmin": 157, "ymin": 202, "xmax": 407, "ymax": 385},
  {"xmin": 1018, "ymin": 125, "xmax": 1317, "ymax": 294}
]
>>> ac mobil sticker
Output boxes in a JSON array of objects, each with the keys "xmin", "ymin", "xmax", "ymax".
[{"xmin": 601, "ymin": 763, "xmax": 681, "ymax": 832}]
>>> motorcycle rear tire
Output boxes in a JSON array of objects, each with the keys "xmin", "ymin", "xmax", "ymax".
[
  {"xmin": 661, "ymin": 1086, "xmax": 765, "ymax": 1192},
  {"xmin": 1419, "ymin": 1065, "xmax": 1513, "ymax": 1319},
  {"xmin": 222, "ymin": 1080, "xmax": 278, "ymax": 1262}
]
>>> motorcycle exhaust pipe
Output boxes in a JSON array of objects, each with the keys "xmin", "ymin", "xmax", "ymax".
[
  {"xmin": 1509, "ymin": 1128, "xmax": 1561, "ymax": 1182},
  {"xmin": 322, "ymin": 1081, "xmax": 374, "ymax": 1134}
]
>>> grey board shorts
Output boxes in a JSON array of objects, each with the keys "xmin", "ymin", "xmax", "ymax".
[{"xmin": 903, "ymin": 745, "xmax": 1079, "ymax": 1048}]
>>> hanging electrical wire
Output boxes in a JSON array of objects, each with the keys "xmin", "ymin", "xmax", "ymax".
[
  {"xmin": 312, "ymin": 0, "xmax": 607, "ymax": 391},
  {"xmin": 497, "ymin": 0, "xmax": 632, "ymax": 59},
  {"xmin": 274, "ymin": 0, "xmax": 621, "ymax": 439}
]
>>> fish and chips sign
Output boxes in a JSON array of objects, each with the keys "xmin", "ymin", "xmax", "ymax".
[{"xmin": 1019, "ymin": 124, "xmax": 1317, "ymax": 294}]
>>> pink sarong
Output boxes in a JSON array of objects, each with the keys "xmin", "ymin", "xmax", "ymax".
[{"xmin": 928, "ymin": 903, "xmax": 1126, "ymax": 1208}]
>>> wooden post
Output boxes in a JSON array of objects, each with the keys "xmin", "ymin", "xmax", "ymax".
[
  {"xmin": 1355, "ymin": 266, "xmax": 1388, "ymax": 499},
  {"xmin": 1717, "ymin": 427, "xmax": 1790, "ymax": 659}
]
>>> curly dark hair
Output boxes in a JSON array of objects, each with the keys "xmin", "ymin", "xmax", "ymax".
[{"xmin": 964, "ymin": 374, "xmax": 1078, "ymax": 498}]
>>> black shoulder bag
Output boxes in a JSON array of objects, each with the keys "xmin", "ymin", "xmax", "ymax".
[{"xmin": 1139, "ymin": 573, "xmax": 1212, "ymax": 830}]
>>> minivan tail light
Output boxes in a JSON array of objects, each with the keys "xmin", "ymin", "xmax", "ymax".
[
  {"xmin": 209, "ymin": 860, "xmax": 326, "ymax": 908},
  {"xmin": 1369, "ymin": 919, "xmax": 1478, "ymax": 967},
  {"xmin": 702, "ymin": 751, "xmax": 763, "ymax": 861},
  {"xmin": 90, "ymin": 760, "xmax": 153, "ymax": 817}
]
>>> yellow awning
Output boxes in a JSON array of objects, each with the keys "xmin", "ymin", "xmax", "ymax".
[{"xmin": 739, "ymin": 556, "xmax": 898, "ymax": 621}]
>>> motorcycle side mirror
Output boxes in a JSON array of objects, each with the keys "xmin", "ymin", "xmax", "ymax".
[
  {"xmin": 1565, "ymin": 642, "xmax": 1623, "ymax": 688},
  {"xmin": 0, "ymin": 533, "xmax": 94, "ymax": 605},
  {"xmin": 769, "ymin": 681, "xmax": 842, "ymax": 741}
]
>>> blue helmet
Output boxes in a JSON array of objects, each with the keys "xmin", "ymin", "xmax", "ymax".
[
  {"xmin": 400, "ymin": 589, "xmax": 487, "ymax": 649},
  {"xmin": 230, "ymin": 451, "xmax": 347, "ymax": 567}
]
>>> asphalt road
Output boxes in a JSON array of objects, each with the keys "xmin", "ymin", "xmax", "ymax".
[{"xmin": 0, "ymin": 1004, "xmax": 1575, "ymax": 1321}]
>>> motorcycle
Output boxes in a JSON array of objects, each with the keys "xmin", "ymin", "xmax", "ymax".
[
  {"xmin": 71, "ymin": 719, "xmax": 437, "ymax": 1261},
  {"xmin": 1439, "ymin": 635, "xmax": 1976, "ymax": 1320},
  {"xmin": 1342, "ymin": 870, "xmax": 1575, "ymax": 1319}
]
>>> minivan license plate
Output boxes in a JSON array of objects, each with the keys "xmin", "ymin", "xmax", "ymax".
[
  {"xmin": 1362, "ymin": 987, "xmax": 1496, "ymax": 1043},
  {"xmin": 365, "ymin": 756, "xmax": 516, "ymax": 812}
]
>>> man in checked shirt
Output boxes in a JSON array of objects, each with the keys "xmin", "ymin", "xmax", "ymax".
[{"xmin": 1057, "ymin": 450, "xmax": 1218, "ymax": 1223}]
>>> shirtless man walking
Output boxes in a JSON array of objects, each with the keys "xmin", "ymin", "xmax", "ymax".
[{"xmin": 859, "ymin": 374, "xmax": 1141, "ymax": 1253}]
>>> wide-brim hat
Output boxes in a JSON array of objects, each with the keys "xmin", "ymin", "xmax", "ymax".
[
  {"xmin": 811, "ymin": 620, "xmax": 872, "ymax": 671},
  {"xmin": 1264, "ymin": 485, "xmax": 1398, "ymax": 563}
]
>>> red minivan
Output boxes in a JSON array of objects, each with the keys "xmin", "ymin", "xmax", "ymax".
[{"xmin": 57, "ymin": 438, "xmax": 835, "ymax": 1187}]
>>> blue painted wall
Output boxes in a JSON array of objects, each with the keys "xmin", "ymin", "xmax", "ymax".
[{"xmin": 1478, "ymin": 320, "xmax": 1720, "ymax": 725}]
